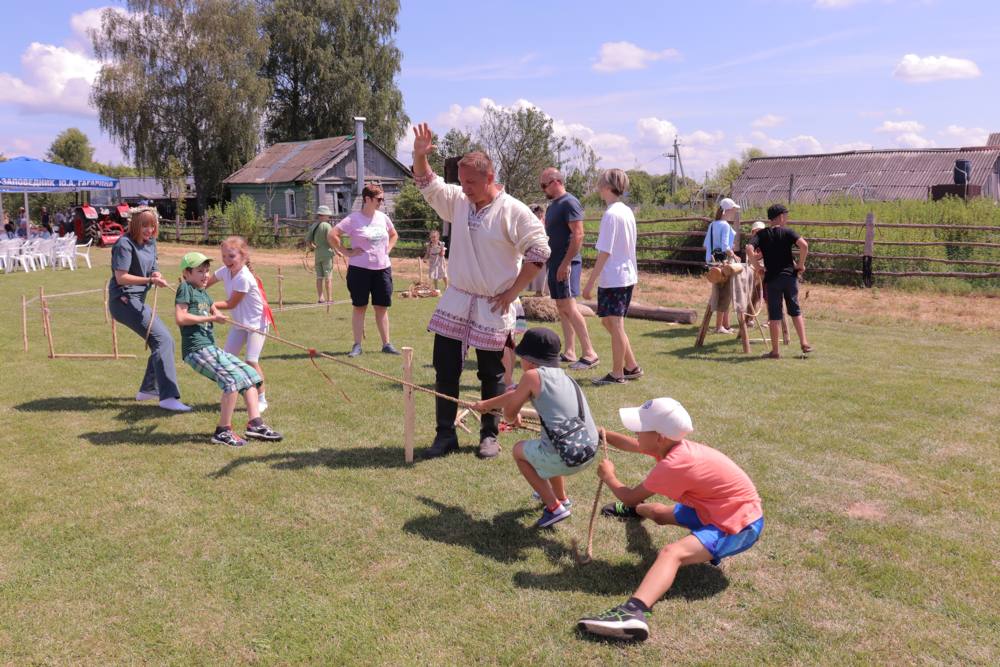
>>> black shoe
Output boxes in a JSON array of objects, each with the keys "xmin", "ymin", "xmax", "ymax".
[
  {"xmin": 211, "ymin": 428, "xmax": 246, "ymax": 447},
  {"xmin": 601, "ymin": 501, "xmax": 640, "ymax": 520},
  {"xmin": 592, "ymin": 373, "xmax": 626, "ymax": 386},
  {"xmin": 577, "ymin": 603, "xmax": 651, "ymax": 641},
  {"xmin": 623, "ymin": 366, "xmax": 644, "ymax": 380},
  {"xmin": 422, "ymin": 434, "xmax": 459, "ymax": 459},
  {"xmin": 245, "ymin": 422, "xmax": 283, "ymax": 441}
]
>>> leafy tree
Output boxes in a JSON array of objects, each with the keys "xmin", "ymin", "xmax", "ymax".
[
  {"xmin": 560, "ymin": 137, "xmax": 601, "ymax": 197},
  {"xmin": 476, "ymin": 105, "xmax": 560, "ymax": 200},
  {"xmin": 626, "ymin": 170, "xmax": 653, "ymax": 205},
  {"xmin": 91, "ymin": 162, "xmax": 138, "ymax": 178},
  {"xmin": 46, "ymin": 128, "xmax": 94, "ymax": 170},
  {"xmin": 90, "ymin": 0, "xmax": 270, "ymax": 215},
  {"xmin": 263, "ymin": 0, "xmax": 408, "ymax": 152},
  {"xmin": 393, "ymin": 181, "xmax": 439, "ymax": 229},
  {"xmin": 427, "ymin": 128, "xmax": 481, "ymax": 175}
]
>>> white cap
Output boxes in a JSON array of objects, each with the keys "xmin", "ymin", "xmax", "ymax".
[
  {"xmin": 719, "ymin": 197, "xmax": 741, "ymax": 211},
  {"xmin": 316, "ymin": 205, "xmax": 333, "ymax": 216},
  {"xmin": 751, "ymin": 220, "xmax": 766, "ymax": 231},
  {"xmin": 619, "ymin": 397, "xmax": 693, "ymax": 440}
]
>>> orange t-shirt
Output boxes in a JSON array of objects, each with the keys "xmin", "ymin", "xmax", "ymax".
[{"xmin": 643, "ymin": 439, "xmax": 762, "ymax": 534}]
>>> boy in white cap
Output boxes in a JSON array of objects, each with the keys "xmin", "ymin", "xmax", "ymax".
[{"xmin": 576, "ymin": 397, "xmax": 763, "ymax": 641}]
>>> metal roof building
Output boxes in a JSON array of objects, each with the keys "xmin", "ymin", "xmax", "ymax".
[{"xmin": 731, "ymin": 137, "xmax": 1000, "ymax": 207}]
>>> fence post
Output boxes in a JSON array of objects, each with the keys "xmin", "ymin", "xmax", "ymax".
[
  {"xmin": 175, "ymin": 214, "xmax": 181, "ymax": 243},
  {"xmin": 201, "ymin": 215, "xmax": 208, "ymax": 243},
  {"xmin": 862, "ymin": 212, "xmax": 875, "ymax": 288},
  {"xmin": 273, "ymin": 213, "xmax": 279, "ymax": 244},
  {"xmin": 733, "ymin": 210, "xmax": 742, "ymax": 259},
  {"xmin": 788, "ymin": 174, "xmax": 795, "ymax": 204}
]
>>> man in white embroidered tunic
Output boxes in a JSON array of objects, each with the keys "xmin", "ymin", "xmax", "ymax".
[{"xmin": 411, "ymin": 123, "xmax": 551, "ymax": 459}]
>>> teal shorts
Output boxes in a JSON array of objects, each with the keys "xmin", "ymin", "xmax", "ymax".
[{"xmin": 521, "ymin": 438, "xmax": 595, "ymax": 479}]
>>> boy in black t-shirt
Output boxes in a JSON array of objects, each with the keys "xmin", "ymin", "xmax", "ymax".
[{"xmin": 746, "ymin": 205, "xmax": 813, "ymax": 358}]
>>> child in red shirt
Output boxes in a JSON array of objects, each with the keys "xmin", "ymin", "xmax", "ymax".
[{"xmin": 577, "ymin": 397, "xmax": 763, "ymax": 642}]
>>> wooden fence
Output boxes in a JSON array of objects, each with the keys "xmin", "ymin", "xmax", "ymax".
[{"xmin": 162, "ymin": 212, "xmax": 1000, "ymax": 287}]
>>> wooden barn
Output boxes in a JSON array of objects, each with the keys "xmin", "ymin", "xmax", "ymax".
[
  {"xmin": 731, "ymin": 133, "xmax": 1000, "ymax": 207},
  {"xmin": 224, "ymin": 118, "xmax": 411, "ymax": 219}
]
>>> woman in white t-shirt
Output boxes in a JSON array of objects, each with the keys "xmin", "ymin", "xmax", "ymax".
[
  {"xmin": 582, "ymin": 169, "xmax": 641, "ymax": 386},
  {"xmin": 209, "ymin": 236, "xmax": 275, "ymax": 412}
]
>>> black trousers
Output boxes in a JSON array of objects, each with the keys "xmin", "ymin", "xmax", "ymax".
[{"xmin": 433, "ymin": 334, "xmax": 505, "ymax": 440}]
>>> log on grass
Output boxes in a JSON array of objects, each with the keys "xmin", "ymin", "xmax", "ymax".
[{"xmin": 581, "ymin": 301, "xmax": 697, "ymax": 324}]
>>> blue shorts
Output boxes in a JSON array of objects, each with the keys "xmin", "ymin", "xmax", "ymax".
[
  {"xmin": 673, "ymin": 504, "xmax": 764, "ymax": 566},
  {"xmin": 547, "ymin": 260, "xmax": 581, "ymax": 300}
]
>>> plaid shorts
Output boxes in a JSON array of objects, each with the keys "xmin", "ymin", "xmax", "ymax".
[{"xmin": 185, "ymin": 346, "xmax": 262, "ymax": 394}]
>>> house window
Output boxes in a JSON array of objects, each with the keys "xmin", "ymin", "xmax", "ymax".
[{"xmin": 284, "ymin": 189, "xmax": 296, "ymax": 217}]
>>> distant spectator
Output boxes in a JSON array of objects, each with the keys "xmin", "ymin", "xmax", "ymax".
[
  {"xmin": 16, "ymin": 207, "xmax": 27, "ymax": 238},
  {"xmin": 527, "ymin": 204, "xmax": 548, "ymax": 296},
  {"xmin": 3, "ymin": 222, "xmax": 14, "ymax": 239},
  {"xmin": 704, "ymin": 198, "xmax": 740, "ymax": 334}
]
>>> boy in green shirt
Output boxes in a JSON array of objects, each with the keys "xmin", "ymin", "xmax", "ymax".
[{"xmin": 175, "ymin": 252, "xmax": 283, "ymax": 447}]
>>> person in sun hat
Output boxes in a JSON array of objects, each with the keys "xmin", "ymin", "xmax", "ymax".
[
  {"xmin": 470, "ymin": 327, "xmax": 599, "ymax": 529},
  {"xmin": 175, "ymin": 251, "xmax": 283, "ymax": 448},
  {"xmin": 703, "ymin": 197, "xmax": 741, "ymax": 334},
  {"xmin": 305, "ymin": 205, "xmax": 336, "ymax": 303},
  {"xmin": 577, "ymin": 397, "xmax": 763, "ymax": 642}
]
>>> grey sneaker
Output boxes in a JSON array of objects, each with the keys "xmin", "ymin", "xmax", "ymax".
[
  {"xmin": 347, "ymin": 343, "xmax": 362, "ymax": 358},
  {"xmin": 477, "ymin": 436, "xmax": 500, "ymax": 459},
  {"xmin": 381, "ymin": 343, "xmax": 401, "ymax": 355}
]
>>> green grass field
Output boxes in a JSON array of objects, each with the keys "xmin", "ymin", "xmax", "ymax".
[{"xmin": 2, "ymin": 248, "xmax": 998, "ymax": 665}]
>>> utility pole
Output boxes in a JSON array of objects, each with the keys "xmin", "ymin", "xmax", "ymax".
[{"xmin": 664, "ymin": 136, "xmax": 685, "ymax": 195}]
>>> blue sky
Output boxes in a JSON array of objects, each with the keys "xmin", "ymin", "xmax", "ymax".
[{"xmin": 2, "ymin": 0, "xmax": 997, "ymax": 177}]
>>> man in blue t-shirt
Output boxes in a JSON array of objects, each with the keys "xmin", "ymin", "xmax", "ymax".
[
  {"xmin": 746, "ymin": 204, "xmax": 813, "ymax": 359},
  {"xmin": 541, "ymin": 167, "xmax": 598, "ymax": 370}
]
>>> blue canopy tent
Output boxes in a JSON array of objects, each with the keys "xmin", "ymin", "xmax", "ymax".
[{"xmin": 0, "ymin": 157, "xmax": 119, "ymax": 222}]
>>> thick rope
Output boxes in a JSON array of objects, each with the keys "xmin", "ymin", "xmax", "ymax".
[
  {"xmin": 143, "ymin": 285, "xmax": 159, "ymax": 350},
  {"xmin": 39, "ymin": 287, "xmax": 106, "ymax": 300},
  {"xmin": 573, "ymin": 428, "xmax": 610, "ymax": 565}
]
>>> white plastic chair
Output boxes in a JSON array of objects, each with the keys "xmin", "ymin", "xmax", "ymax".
[
  {"xmin": 75, "ymin": 238, "xmax": 93, "ymax": 269},
  {"xmin": 52, "ymin": 236, "xmax": 76, "ymax": 270},
  {"xmin": 10, "ymin": 240, "xmax": 35, "ymax": 272}
]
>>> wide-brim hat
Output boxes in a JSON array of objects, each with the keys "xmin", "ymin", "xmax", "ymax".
[
  {"xmin": 316, "ymin": 205, "xmax": 333, "ymax": 217},
  {"xmin": 514, "ymin": 327, "xmax": 561, "ymax": 368}
]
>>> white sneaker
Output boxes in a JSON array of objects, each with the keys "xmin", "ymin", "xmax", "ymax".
[
  {"xmin": 258, "ymin": 397, "xmax": 268, "ymax": 413},
  {"xmin": 135, "ymin": 391, "xmax": 158, "ymax": 401},
  {"xmin": 159, "ymin": 398, "xmax": 192, "ymax": 412}
]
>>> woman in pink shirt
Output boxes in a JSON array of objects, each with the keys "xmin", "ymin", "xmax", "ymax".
[{"xmin": 329, "ymin": 183, "xmax": 400, "ymax": 357}]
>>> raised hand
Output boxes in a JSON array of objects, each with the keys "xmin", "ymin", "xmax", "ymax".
[{"xmin": 412, "ymin": 123, "xmax": 436, "ymax": 159}]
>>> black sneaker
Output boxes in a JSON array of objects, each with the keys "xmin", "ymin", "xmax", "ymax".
[
  {"xmin": 592, "ymin": 373, "xmax": 626, "ymax": 386},
  {"xmin": 245, "ymin": 422, "xmax": 283, "ymax": 441},
  {"xmin": 623, "ymin": 366, "xmax": 644, "ymax": 380},
  {"xmin": 577, "ymin": 603, "xmax": 651, "ymax": 641},
  {"xmin": 421, "ymin": 433, "xmax": 459, "ymax": 459},
  {"xmin": 211, "ymin": 429, "xmax": 246, "ymax": 447},
  {"xmin": 601, "ymin": 501, "xmax": 640, "ymax": 520}
]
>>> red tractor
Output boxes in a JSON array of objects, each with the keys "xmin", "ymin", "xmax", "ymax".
[{"xmin": 73, "ymin": 203, "xmax": 128, "ymax": 246}]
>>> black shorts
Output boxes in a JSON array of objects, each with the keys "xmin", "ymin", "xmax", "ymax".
[
  {"xmin": 765, "ymin": 273, "xmax": 801, "ymax": 320},
  {"xmin": 596, "ymin": 285, "xmax": 634, "ymax": 317},
  {"xmin": 547, "ymin": 260, "xmax": 582, "ymax": 300},
  {"xmin": 346, "ymin": 265, "xmax": 393, "ymax": 307}
]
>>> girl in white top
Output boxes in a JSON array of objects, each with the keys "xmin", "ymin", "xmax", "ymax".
[
  {"xmin": 209, "ymin": 236, "xmax": 274, "ymax": 412},
  {"xmin": 583, "ymin": 169, "xmax": 641, "ymax": 385}
]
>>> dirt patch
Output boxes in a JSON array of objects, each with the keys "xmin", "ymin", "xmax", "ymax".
[
  {"xmin": 845, "ymin": 502, "xmax": 886, "ymax": 521},
  {"xmin": 156, "ymin": 242, "xmax": 999, "ymax": 331}
]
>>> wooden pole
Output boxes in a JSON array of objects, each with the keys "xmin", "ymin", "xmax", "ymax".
[
  {"xmin": 175, "ymin": 214, "xmax": 181, "ymax": 242},
  {"xmin": 402, "ymin": 346, "xmax": 415, "ymax": 464},
  {"xmin": 103, "ymin": 287, "xmax": 109, "ymax": 323},
  {"xmin": 277, "ymin": 266, "xmax": 284, "ymax": 310},
  {"xmin": 53, "ymin": 353, "xmax": 137, "ymax": 359},
  {"xmin": 695, "ymin": 304, "xmax": 713, "ymax": 347},
  {"xmin": 22, "ymin": 294, "xmax": 28, "ymax": 353},
  {"xmin": 41, "ymin": 295, "xmax": 55, "ymax": 359},
  {"xmin": 862, "ymin": 212, "xmax": 875, "ymax": 288}
]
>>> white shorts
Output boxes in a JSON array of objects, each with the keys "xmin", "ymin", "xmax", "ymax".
[{"xmin": 224, "ymin": 325, "xmax": 268, "ymax": 363}]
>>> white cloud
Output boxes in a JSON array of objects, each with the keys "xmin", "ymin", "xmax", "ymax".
[
  {"xmin": 636, "ymin": 117, "xmax": 679, "ymax": 147},
  {"xmin": 0, "ymin": 42, "xmax": 101, "ymax": 116},
  {"xmin": 940, "ymin": 125, "xmax": 988, "ymax": 146},
  {"xmin": 68, "ymin": 7, "xmax": 125, "ymax": 54},
  {"xmin": 894, "ymin": 132, "xmax": 935, "ymax": 149},
  {"xmin": 814, "ymin": 0, "xmax": 865, "ymax": 8},
  {"xmin": 683, "ymin": 130, "xmax": 724, "ymax": 146},
  {"xmin": 831, "ymin": 141, "xmax": 874, "ymax": 152},
  {"xmin": 435, "ymin": 98, "xmax": 497, "ymax": 130},
  {"xmin": 593, "ymin": 41, "xmax": 680, "ymax": 73},
  {"xmin": 893, "ymin": 54, "xmax": 981, "ymax": 83},
  {"xmin": 875, "ymin": 120, "xmax": 925, "ymax": 133},
  {"xmin": 746, "ymin": 131, "xmax": 824, "ymax": 155},
  {"xmin": 751, "ymin": 114, "xmax": 785, "ymax": 129}
]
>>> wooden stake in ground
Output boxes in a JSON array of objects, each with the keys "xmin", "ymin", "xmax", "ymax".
[
  {"xmin": 22, "ymin": 294, "xmax": 28, "ymax": 353},
  {"xmin": 103, "ymin": 288, "xmax": 109, "ymax": 324},
  {"xmin": 402, "ymin": 346, "xmax": 415, "ymax": 463},
  {"xmin": 40, "ymin": 290, "xmax": 55, "ymax": 360},
  {"xmin": 277, "ymin": 266, "xmax": 284, "ymax": 311},
  {"xmin": 111, "ymin": 318, "xmax": 120, "ymax": 360}
]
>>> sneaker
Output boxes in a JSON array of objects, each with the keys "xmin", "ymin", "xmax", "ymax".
[
  {"xmin": 258, "ymin": 396, "xmax": 268, "ymax": 413},
  {"xmin": 211, "ymin": 429, "xmax": 246, "ymax": 447},
  {"xmin": 530, "ymin": 491, "xmax": 573, "ymax": 508},
  {"xmin": 592, "ymin": 373, "xmax": 626, "ymax": 386},
  {"xmin": 381, "ymin": 343, "xmax": 401, "ymax": 355},
  {"xmin": 714, "ymin": 327, "xmax": 734, "ymax": 335},
  {"xmin": 135, "ymin": 391, "xmax": 158, "ymax": 401},
  {"xmin": 601, "ymin": 501, "xmax": 640, "ymax": 520},
  {"xmin": 477, "ymin": 436, "xmax": 500, "ymax": 459},
  {"xmin": 569, "ymin": 356, "xmax": 599, "ymax": 371},
  {"xmin": 347, "ymin": 343, "xmax": 362, "ymax": 358},
  {"xmin": 158, "ymin": 398, "xmax": 192, "ymax": 412},
  {"xmin": 535, "ymin": 503, "xmax": 571, "ymax": 528},
  {"xmin": 245, "ymin": 422, "xmax": 283, "ymax": 441},
  {"xmin": 623, "ymin": 366, "xmax": 644, "ymax": 380},
  {"xmin": 421, "ymin": 433, "xmax": 459, "ymax": 459},
  {"xmin": 577, "ymin": 603, "xmax": 651, "ymax": 641}
]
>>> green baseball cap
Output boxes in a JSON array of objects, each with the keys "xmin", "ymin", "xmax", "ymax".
[{"xmin": 179, "ymin": 251, "xmax": 211, "ymax": 271}]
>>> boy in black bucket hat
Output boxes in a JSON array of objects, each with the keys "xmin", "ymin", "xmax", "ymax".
[{"xmin": 472, "ymin": 328, "xmax": 599, "ymax": 528}]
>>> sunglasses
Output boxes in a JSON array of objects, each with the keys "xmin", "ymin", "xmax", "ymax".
[{"xmin": 539, "ymin": 181, "xmax": 555, "ymax": 190}]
